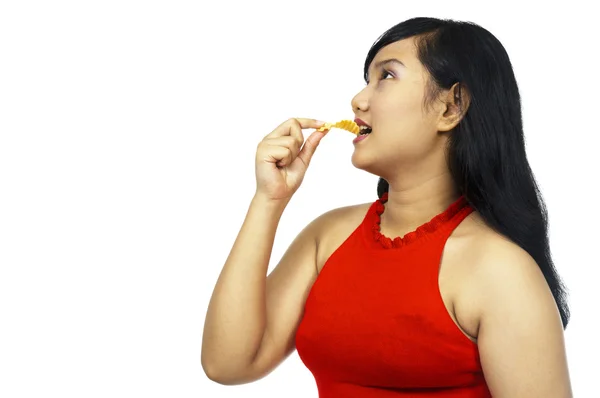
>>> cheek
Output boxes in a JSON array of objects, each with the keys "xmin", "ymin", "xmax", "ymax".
[
  {"xmin": 374, "ymin": 97, "xmax": 422, "ymax": 134},
  {"xmin": 373, "ymin": 90, "xmax": 419, "ymax": 117},
  {"xmin": 374, "ymin": 98, "xmax": 433, "ymax": 150}
]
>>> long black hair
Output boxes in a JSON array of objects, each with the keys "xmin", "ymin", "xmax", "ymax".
[{"xmin": 366, "ymin": 17, "xmax": 570, "ymax": 328}]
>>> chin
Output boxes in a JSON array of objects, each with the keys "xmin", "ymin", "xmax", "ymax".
[
  {"xmin": 351, "ymin": 151, "xmax": 377, "ymax": 174},
  {"xmin": 352, "ymin": 148, "xmax": 395, "ymax": 179}
]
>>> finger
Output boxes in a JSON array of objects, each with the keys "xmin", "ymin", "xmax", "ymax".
[
  {"xmin": 263, "ymin": 119, "xmax": 303, "ymax": 152},
  {"xmin": 292, "ymin": 118, "xmax": 327, "ymax": 129},
  {"xmin": 296, "ymin": 131, "xmax": 325, "ymax": 166},
  {"xmin": 265, "ymin": 118, "xmax": 326, "ymax": 139},
  {"xmin": 262, "ymin": 145, "xmax": 293, "ymax": 167},
  {"xmin": 263, "ymin": 136, "xmax": 301, "ymax": 157},
  {"xmin": 287, "ymin": 120, "xmax": 304, "ymax": 154}
]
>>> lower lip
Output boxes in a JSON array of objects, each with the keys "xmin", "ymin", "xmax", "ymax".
[{"xmin": 353, "ymin": 134, "xmax": 369, "ymax": 144}]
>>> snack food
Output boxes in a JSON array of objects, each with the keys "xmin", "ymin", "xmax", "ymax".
[{"xmin": 316, "ymin": 119, "xmax": 360, "ymax": 135}]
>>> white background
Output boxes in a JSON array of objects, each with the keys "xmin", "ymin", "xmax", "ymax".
[{"xmin": 1, "ymin": 1, "xmax": 598, "ymax": 397}]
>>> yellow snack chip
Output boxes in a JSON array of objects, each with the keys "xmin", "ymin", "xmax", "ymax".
[{"xmin": 316, "ymin": 119, "xmax": 360, "ymax": 135}]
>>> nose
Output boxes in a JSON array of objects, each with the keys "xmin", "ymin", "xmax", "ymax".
[{"xmin": 351, "ymin": 89, "xmax": 369, "ymax": 113}]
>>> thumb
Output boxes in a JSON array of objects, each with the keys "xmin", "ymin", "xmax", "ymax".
[{"xmin": 297, "ymin": 130, "xmax": 325, "ymax": 166}]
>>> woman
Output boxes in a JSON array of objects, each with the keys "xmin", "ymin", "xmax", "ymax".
[{"xmin": 201, "ymin": 17, "xmax": 572, "ymax": 397}]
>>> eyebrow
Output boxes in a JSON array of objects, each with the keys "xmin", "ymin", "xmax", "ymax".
[{"xmin": 366, "ymin": 58, "xmax": 405, "ymax": 82}]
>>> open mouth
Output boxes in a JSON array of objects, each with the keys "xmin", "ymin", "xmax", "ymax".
[{"xmin": 359, "ymin": 126, "xmax": 372, "ymax": 136}]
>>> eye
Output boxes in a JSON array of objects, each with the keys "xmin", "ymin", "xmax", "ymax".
[
  {"xmin": 380, "ymin": 70, "xmax": 394, "ymax": 80},
  {"xmin": 365, "ymin": 70, "xmax": 395, "ymax": 86}
]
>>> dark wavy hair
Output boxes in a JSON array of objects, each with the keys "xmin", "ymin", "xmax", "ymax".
[{"xmin": 365, "ymin": 17, "xmax": 570, "ymax": 328}]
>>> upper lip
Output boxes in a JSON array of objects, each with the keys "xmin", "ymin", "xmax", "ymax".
[{"xmin": 354, "ymin": 118, "xmax": 371, "ymax": 128}]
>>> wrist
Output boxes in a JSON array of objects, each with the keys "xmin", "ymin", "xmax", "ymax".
[{"xmin": 251, "ymin": 192, "xmax": 290, "ymax": 213}]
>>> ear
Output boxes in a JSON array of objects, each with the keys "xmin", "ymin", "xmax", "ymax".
[{"xmin": 437, "ymin": 83, "xmax": 471, "ymax": 132}]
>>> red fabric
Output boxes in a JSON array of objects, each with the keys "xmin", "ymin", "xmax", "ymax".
[{"xmin": 295, "ymin": 194, "xmax": 492, "ymax": 397}]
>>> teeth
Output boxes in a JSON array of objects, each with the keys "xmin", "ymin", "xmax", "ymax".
[{"xmin": 359, "ymin": 125, "xmax": 372, "ymax": 135}]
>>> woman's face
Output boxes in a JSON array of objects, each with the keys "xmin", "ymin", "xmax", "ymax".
[{"xmin": 350, "ymin": 38, "xmax": 452, "ymax": 180}]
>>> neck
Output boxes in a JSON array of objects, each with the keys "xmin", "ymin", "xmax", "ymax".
[{"xmin": 380, "ymin": 172, "xmax": 460, "ymax": 236}]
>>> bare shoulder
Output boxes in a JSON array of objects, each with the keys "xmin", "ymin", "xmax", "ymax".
[
  {"xmin": 446, "ymin": 211, "xmax": 552, "ymax": 332},
  {"xmin": 455, "ymin": 211, "xmax": 551, "ymax": 303},
  {"xmin": 462, "ymin": 214, "xmax": 552, "ymax": 302},
  {"xmin": 311, "ymin": 201, "xmax": 373, "ymax": 274},
  {"xmin": 311, "ymin": 201, "xmax": 372, "ymax": 234},
  {"xmin": 457, "ymin": 214, "xmax": 571, "ymax": 396},
  {"xmin": 455, "ymin": 211, "xmax": 563, "ymax": 333}
]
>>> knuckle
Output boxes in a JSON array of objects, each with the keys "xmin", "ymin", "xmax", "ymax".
[
  {"xmin": 282, "ymin": 136, "xmax": 294, "ymax": 148},
  {"xmin": 293, "ymin": 140, "xmax": 301, "ymax": 152}
]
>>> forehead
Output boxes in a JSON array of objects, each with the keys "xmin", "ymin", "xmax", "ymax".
[{"xmin": 368, "ymin": 38, "xmax": 418, "ymax": 72}]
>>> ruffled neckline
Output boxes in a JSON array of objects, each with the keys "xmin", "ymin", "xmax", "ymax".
[{"xmin": 372, "ymin": 193, "xmax": 470, "ymax": 249}]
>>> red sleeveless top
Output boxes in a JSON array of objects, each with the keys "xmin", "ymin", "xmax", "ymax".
[{"xmin": 295, "ymin": 193, "xmax": 492, "ymax": 397}]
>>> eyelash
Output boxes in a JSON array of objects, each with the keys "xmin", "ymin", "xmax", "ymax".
[
  {"xmin": 366, "ymin": 69, "xmax": 394, "ymax": 85},
  {"xmin": 380, "ymin": 70, "xmax": 394, "ymax": 80}
]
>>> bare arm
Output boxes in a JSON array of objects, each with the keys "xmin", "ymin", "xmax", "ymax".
[
  {"xmin": 201, "ymin": 194, "xmax": 327, "ymax": 385},
  {"xmin": 201, "ymin": 193, "xmax": 288, "ymax": 381},
  {"xmin": 201, "ymin": 118, "xmax": 328, "ymax": 385},
  {"xmin": 475, "ymin": 239, "xmax": 572, "ymax": 397}
]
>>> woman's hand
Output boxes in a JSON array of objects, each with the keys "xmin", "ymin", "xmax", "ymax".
[{"xmin": 255, "ymin": 118, "xmax": 328, "ymax": 202}]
